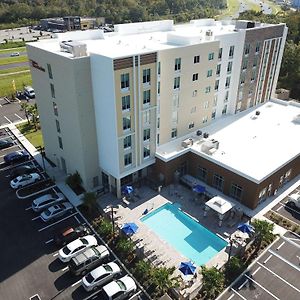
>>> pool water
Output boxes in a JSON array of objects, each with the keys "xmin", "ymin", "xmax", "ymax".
[{"xmin": 141, "ymin": 203, "xmax": 227, "ymax": 266}]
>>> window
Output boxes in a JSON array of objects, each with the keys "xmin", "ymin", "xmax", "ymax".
[
  {"xmin": 213, "ymin": 95, "xmax": 218, "ymax": 106},
  {"xmin": 53, "ymin": 102, "xmax": 58, "ymax": 116},
  {"xmin": 255, "ymin": 42, "xmax": 260, "ymax": 53},
  {"xmin": 188, "ymin": 122, "xmax": 194, "ymax": 129},
  {"xmin": 222, "ymin": 104, "xmax": 227, "ymax": 115},
  {"xmin": 194, "ymin": 55, "xmax": 200, "ymax": 63},
  {"xmin": 225, "ymin": 76, "xmax": 231, "ymax": 88},
  {"xmin": 157, "ymin": 117, "xmax": 160, "ymax": 128},
  {"xmin": 58, "ymin": 136, "xmax": 63, "ymax": 149},
  {"xmin": 122, "ymin": 95, "xmax": 130, "ymax": 110},
  {"xmin": 242, "ymin": 58, "xmax": 248, "ymax": 70},
  {"xmin": 123, "ymin": 135, "xmax": 131, "ymax": 149},
  {"xmin": 121, "ymin": 73, "xmax": 129, "ymax": 89},
  {"xmin": 192, "ymin": 90, "xmax": 197, "ymax": 97},
  {"xmin": 143, "ymin": 128, "xmax": 150, "ymax": 141},
  {"xmin": 157, "ymin": 82, "xmax": 160, "ymax": 95},
  {"xmin": 213, "ymin": 174, "xmax": 224, "ymax": 191},
  {"xmin": 192, "ymin": 73, "xmax": 198, "ymax": 81},
  {"xmin": 211, "ymin": 109, "xmax": 216, "ymax": 119},
  {"xmin": 244, "ymin": 43, "xmax": 250, "ymax": 55},
  {"xmin": 230, "ymin": 183, "xmax": 243, "ymax": 200},
  {"xmin": 253, "ymin": 56, "xmax": 258, "ymax": 67},
  {"xmin": 205, "ymin": 86, "xmax": 211, "ymax": 93},
  {"xmin": 47, "ymin": 63, "xmax": 53, "ymax": 79},
  {"xmin": 208, "ymin": 52, "xmax": 214, "ymax": 60},
  {"xmin": 143, "ymin": 90, "xmax": 151, "ymax": 105},
  {"xmin": 143, "ymin": 69, "xmax": 151, "ymax": 84},
  {"xmin": 224, "ymin": 91, "xmax": 229, "ymax": 102},
  {"xmin": 172, "ymin": 111, "xmax": 178, "ymax": 124},
  {"xmin": 174, "ymin": 77, "xmax": 180, "ymax": 89},
  {"xmin": 50, "ymin": 83, "xmax": 55, "ymax": 98},
  {"xmin": 251, "ymin": 69, "xmax": 256, "ymax": 81},
  {"xmin": 174, "ymin": 58, "xmax": 181, "ymax": 71},
  {"xmin": 218, "ymin": 48, "xmax": 223, "ymax": 60},
  {"xmin": 55, "ymin": 119, "xmax": 60, "ymax": 133},
  {"xmin": 197, "ymin": 167, "xmax": 207, "ymax": 182},
  {"xmin": 157, "ymin": 134, "xmax": 160, "ymax": 145},
  {"xmin": 202, "ymin": 116, "xmax": 208, "ymax": 123},
  {"xmin": 214, "ymin": 80, "xmax": 219, "ymax": 91},
  {"xmin": 158, "ymin": 62, "xmax": 161, "ymax": 75},
  {"xmin": 143, "ymin": 146, "xmax": 150, "ymax": 158},
  {"xmin": 227, "ymin": 61, "xmax": 233, "ymax": 74},
  {"xmin": 122, "ymin": 116, "xmax": 131, "ymax": 130},
  {"xmin": 124, "ymin": 153, "xmax": 132, "ymax": 166},
  {"xmin": 204, "ymin": 101, "xmax": 209, "ymax": 109},
  {"xmin": 259, "ymin": 187, "xmax": 267, "ymax": 200},
  {"xmin": 229, "ymin": 46, "xmax": 235, "ymax": 58},
  {"xmin": 216, "ymin": 64, "xmax": 221, "ymax": 76},
  {"xmin": 207, "ymin": 69, "xmax": 213, "ymax": 77},
  {"xmin": 171, "ymin": 128, "xmax": 177, "ymax": 139},
  {"xmin": 240, "ymin": 73, "xmax": 246, "ymax": 85}
]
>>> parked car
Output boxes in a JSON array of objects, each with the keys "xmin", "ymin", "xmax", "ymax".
[
  {"xmin": 58, "ymin": 235, "xmax": 98, "ymax": 263},
  {"xmin": 24, "ymin": 86, "xmax": 35, "ymax": 99},
  {"xmin": 55, "ymin": 225, "xmax": 91, "ymax": 247},
  {"xmin": 40, "ymin": 202, "xmax": 73, "ymax": 222},
  {"xmin": 10, "ymin": 52, "xmax": 20, "ymax": 57},
  {"xmin": 10, "ymin": 164, "xmax": 38, "ymax": 178},
  {"xmin": 82, "ymin": 262, "xmax": 121, "ymax": 292},
  {"xmin": 32, "ymin": 192, "xmax": 65, "ymax": 212},
  {"xmin": 287, "ymin": 192, "xmax": 300, "ymax": 209},
  {"xmin": 69, "ymin": 245, "xmax": 110, "ymax": 276},
  {"xmin": 98, "ymin": 275, "xmax": 137, "ymax": 300},
  {"xmin": 4, "ymin": 150, "xmax": 29, "ymax": 164},
  {"xmin": 0, "ymin": 139, "xmax": 14, "ymax": 150},
  {"xmin": 10, "ymin": 173, "xmax": 40, "ymax": 189}
]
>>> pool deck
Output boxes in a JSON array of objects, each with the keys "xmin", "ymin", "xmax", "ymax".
[{"xmin": 99, "ymin": 184, "xmax": 249, "ymax": 297}]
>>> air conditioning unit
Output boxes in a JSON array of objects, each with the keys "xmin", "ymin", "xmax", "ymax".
[
  {"xmin": 182, "ymin": 138, "xmax": 193, "ymax": 148},
  {"xmin": 196, "ymin": 130, "xmax": 202, "ymax": 136},
  {"xmin": 206, "ymin": 30, "xmax": 213, "ymax": 37},
  {"xmin": 203, "ymin": 132, "xmax": 209, "ymax": 138}
]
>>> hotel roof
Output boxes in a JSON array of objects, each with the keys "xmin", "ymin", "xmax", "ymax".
[{"xmin": 156, "ymin": 100, "xmax": 300, "ymax": 183}]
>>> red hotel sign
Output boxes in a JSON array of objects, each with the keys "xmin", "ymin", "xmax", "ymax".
[{"xmin": 30, "ymin": 60, "xmax": 45, "ymax": 72}]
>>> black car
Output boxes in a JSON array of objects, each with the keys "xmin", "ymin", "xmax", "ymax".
[
  {"xmin": 10, "ymin": 164, "xmax": 38, "ymax": 178},
  {"xmin": 54, "ymin": 225, "xmax": 91, "ymax": 246},
  {"xmin": 4, "ymin": 150, "xmax": 29, "ymax": 164},
  {"xmin": 0, "ymin": 139, "xmax": 14, "ymax": 150}
]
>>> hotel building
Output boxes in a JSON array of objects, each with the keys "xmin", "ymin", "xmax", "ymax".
[{"xmin": 27, "ymin": 19, "xmax": 299, "ymax": 209}]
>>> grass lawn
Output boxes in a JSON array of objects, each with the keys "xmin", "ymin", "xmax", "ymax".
[
  {"xmin": 0, "ymin": 66, "xmax": 29, "ymax": 75},
  {"xmin": 0, "ymin": 55, "xmax": 28, "ymax": 66},
  {"xmin": 16, "ymin": 122, "xmax": 44, "ymax": 149},
  {"xmin": 0, "ymin": 72, "xmax": 32, "ymax": 97},
  {"xmin": 0, "ymin": 47, "xmax": 26, "ymax": 54}
]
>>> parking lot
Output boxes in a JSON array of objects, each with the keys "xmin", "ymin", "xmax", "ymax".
[
  {"xmin": 218, "ymin": 231, "xmax": 300, "ymax": 300},
  {"xmin": 266, "ymin": 188, "xmax": 300, "ymax": 226},
  {"xmin": 0, "ymin": 127, "xmax": 142, "ymax": 300}
]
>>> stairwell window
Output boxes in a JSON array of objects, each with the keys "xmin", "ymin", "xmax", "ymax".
[
  {"xmin": 124, "ymin": 153, "xmax": 132, "ymax": 166},
  {"xmin": 143, "ymin": 90, "xmax": 151, "ymax": 105},
  {"xmin": 143, "ymin": 68, "xmax": 151, "ymax": 84},
  {"xmin": 123, "ymin": 116, "xmax": 131, "ymax": 131},
  {"xmin": 174, "ymin": 58, "xmax": 181, "ymax": 71},
  {"xmin": 122, "ymin": 95, "xmax": 130, "ymax": 110},
  {"xmin": 121, "ymin": 73, "xmax": 130, "ymax": 90},
  {"xmin": 143, "ymin": 128, "xmax": 150, "ymax": 141},
  {"xmin": 194, "ymin": 55, "xmax": 200, "ymax": 64},
  {"xmin": 174, "ymin": 77, "xmax": 180, "ymax": 90},
  {"xmin": 123, "ymin": 135, "xmax": 131, "ymax": 149},
  {"xmin": 50, "ymin": 83, "xmax": 55, "ymax": 98}
]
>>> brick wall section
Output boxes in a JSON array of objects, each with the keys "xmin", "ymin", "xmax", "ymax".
[{"xmin": 154, "ymin": 152, "xmax": 300, "ymax": 210}]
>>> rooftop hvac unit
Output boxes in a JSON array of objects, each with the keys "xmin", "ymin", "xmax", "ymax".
[
  {"xmin": 203, "ymin": 132, "xmax": 209, "ymax": 138},
  {"xmin": 206, "ymin": 30, "xmax": 213, "ymax": 36},
  {"xmin": 255, "ymin": 111, "xmax": 260, "ymax": 116},
  {"xmin": 60, "ymin": 41, "xmax": 87, "ymax": 57},
  {"xmin": 196, "ymin": 130, "xmax": 202, "ymax": 136},
  {"xmin": 181, "ymin": 138, "xmax": 193, "ymax": 148}
]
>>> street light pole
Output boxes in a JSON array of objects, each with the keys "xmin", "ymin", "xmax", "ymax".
[
  {"xmin": 227, "ymin": 238, "xmax": 234, "ymax": 263},
  {"xmin": 111, "ymin": 205, "xmax": 115, "ymax": 241}
]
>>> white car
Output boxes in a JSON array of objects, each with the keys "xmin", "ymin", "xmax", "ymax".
[
  {"xmin": 81, "ymin": 262, "xmax": 121, "ymax": 292},
  {"xmin": 32, "ymin": 192, "xmax": 65, "ymax": 212},
  {"xmin": 99, "ymin": 275, "xmax": 137, "ymax": 300},
  {"xmin": 40, "ymin": 202, "xmax": 73, "ymax": 222},
  {"xmin": 10, "ymin": 52, "xmax": 20, "ymax": 57},
  {"xmin": 58, "ymin": 235, "xmax": 97, "ymax": 263},
  {"xmin": 10, "ymin": 173, "xmax": 40, "ymax": 189},
  {"xmin": 288, "ymin": 192, "xmax": 300, "ymax": 209}
]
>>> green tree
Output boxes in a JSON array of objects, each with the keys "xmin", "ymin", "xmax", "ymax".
[
  {"xmin": 94, "ymin": 218, "xmax": 113, "ymax": 238},
  {"xmin": 224, "ymin": 257, "xmax": 245, "ymax": 283},
  {"xmin": 82, "ymin": 192, "xmax": 97, "ymax": 214},
  {"xmin": 20, "ymin": 102, "xmax": 30, "ymax": 124},
  {"xmin": 115, "ymin": 237, "xmax": 135, "ymax": 257},
  {"xmin": 27, "ymin": 103, "xmax": 39, "ymax": 131},
  {"xmin": 252, "ymin": 219, "xmax": 274, "ymax": 252},
  {"xmin": 201, "ymin": 266, "xmax": 225, "ymax": 299},
  {"xmin": 133, "ymin": 260, "xmax": 153, "ymax": 284}
]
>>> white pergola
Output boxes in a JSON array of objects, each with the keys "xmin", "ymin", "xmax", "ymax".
[{"xmin": 204, "ymin": 196, "xmax": 236, "ymax": 226}]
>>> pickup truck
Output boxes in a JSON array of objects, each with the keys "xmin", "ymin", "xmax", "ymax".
[{"xmin": 287, "ymin": 192, "xmax": 300, "ymax": 209}]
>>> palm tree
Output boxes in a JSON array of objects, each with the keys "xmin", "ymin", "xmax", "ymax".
[
  {"xmin": 115, "ymin": 237, "xmax": 135, "ymax": 258},
  {"xmin": 82, "ymin": 192, "xmax": 97, "ymax": 214},
  {"xmin": 27, "ymin": 104, "xmax": 39, "ymax": 131},
  {"xmin": 201, "ymin": 266, "xmax": 225, "ymax": 299},
  {"xmin": 252, "ymin": 219, "xmax": 274, "ymax": 252},
  {"xmin": 20, "ymin": 102, "xmax": 30, "ymax": 124},
  {"xmin": 134, "ymin": 260, "xmax": 152, "ymax": 285}
]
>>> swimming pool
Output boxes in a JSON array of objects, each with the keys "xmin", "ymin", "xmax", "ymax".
[{"xmin": 141, "ymin": 203, "xmax": 227, "ymax": 266}]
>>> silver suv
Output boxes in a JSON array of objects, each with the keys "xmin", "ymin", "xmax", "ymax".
[{"xmin": 68, "ymin": 245, "xmax": 110, "ymax": 276}]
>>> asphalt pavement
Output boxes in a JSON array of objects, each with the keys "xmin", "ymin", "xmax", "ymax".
[
  {"xmin": 0, "ymin": 61, "xmax": 29, "ymax": 70},
  {"xmin": 0, "ymin": 51, "xmax": 27, "ymax": 58}
]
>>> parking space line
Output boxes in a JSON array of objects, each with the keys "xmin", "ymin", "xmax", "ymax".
[
  {"xmin": 257, "ymin": 262, "xmax": 300, "ymax": 293},
  {"xmin": 61, "ymin": 266, "xmax": 68, "ymax": 272},
  {"xmin": 25, "ymin": 206, "xmax": 32, "ymax": 211},
  {"xmin": 45, "ymin": 238, "xmax": 54, "ymax": 244},
  {"xmin": 71, "ymin": 279, "xmax": 82, "ymax": 287},
  {"xmin": 279, "ymin": 202, "xmax": 300, "ymax": 216},
  {"xmin": 268, "ymin": 249, "xmax": 300, "ymax": 272},
  {"xmin": 245, "ymin": 274, "xmax": 280, "ymax": 300},
  {"xmin": 276, "ymin": 241, "xmax": 285, "ymax": 250},
  {"xmin": 74, "ymin": 215, "xmax": 80, "ymax": 224},
  {"xmin": 38, "ymin": 212, "xmax": 78, "ymax": 232},
  {"xmin": 14, "ymin": 113, "xmax": 24, "ymax": 121},
  {"xmin": 227, "ymin": 294, "xmax": 235, "ymax": 300},
  {"xmin": 238, "ymin": 266, "xmax": 261, "ymax": 290},
  {"xmin": 263, "ymin": 254, "xmax": 273, "ymax": 264},
  {"xmin": 53, "ymin": 253, "xmax": 58, "ymax": 257},
  {"xmin": 4, "ymin": 116, "xmax": 12, "ymax": 123},
  {"xmin": 32, "ymin": 216, "xmax": 40, "ymax": 221},
  {"xmin": 276, "ymin": 205, "xmax": 282, "ymax": 212},
  {"xmin": 231, "ymin": 288, "xmax": 247, "ymax": 300}
]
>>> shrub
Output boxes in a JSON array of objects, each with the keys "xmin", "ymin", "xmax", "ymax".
[
  {"xmin": 224, "ymin": 257, "xmax": 245, "ymax": 283},
  {"xmin": 65, "ymin": 171, "xmax": 82, "ymax": 190},
  {"xmin": 115, "ymin": 237, "xmax": 135, "ymax": 257}
]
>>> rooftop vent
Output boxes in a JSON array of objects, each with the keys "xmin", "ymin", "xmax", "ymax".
[
  {"xmin": 182, "ymin": 138, "xmax": 194, "ymax": 148},
  {"xmin": 196, "ymin": 130, "xmax": 202, "ymax": 136},
  {"xmin": 203, "ymin": 132, "xmax": 209, "ymax": 138},
  {"xmin": 256, "ymin": 110, "xmax": 260, "ymax": 116}
]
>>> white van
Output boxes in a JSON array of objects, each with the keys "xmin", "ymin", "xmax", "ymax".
[{"xmin": 24, "ymin": 86, "xmax": 35, "ymax": 98}]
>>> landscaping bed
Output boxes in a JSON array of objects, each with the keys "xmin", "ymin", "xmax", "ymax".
[{"xmin": 266, "ymin": 210, "xmax": 300, "ymax": 234}]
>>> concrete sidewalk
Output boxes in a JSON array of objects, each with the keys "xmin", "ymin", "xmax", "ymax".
[{"xmin": 6, "ymin": 123, "xmax": 83, "ymax": 207}]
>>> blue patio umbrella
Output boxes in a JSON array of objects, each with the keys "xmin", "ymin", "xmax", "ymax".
[
  {"xmin": 122, "ymin": 185, "xmax": 134, "ymax": 195},
  {"xmin": 122, "ymin": 222, "xmax": 139, "ymax": 235},
  {"xmin": 237, "ymin": 223, "xmax": 254, "ymax": 234},
  {"xmin": 192, "ymin": 184, "xmax": 206, "ymax": 194},
  {"xmin": 179, "ymin": 261, "xmax": 196, "ymax": 275}
]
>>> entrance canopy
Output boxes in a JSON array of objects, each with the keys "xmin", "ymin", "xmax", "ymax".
[{"xmin": 205, "ymin": 196, "xmax": 235, "ymax": 215}]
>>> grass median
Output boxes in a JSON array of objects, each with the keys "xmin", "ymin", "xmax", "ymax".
[
  {"xmin": 0, "ymin": 55, "xmax": 28, "ymax": 66},
  {"xmin": 0, "ymin": 47, "xmax": 26, "ymax": 54},
  {"xmin": 16, "ymin": 121, "xmax": 44, "ymax": 149},
  {"xmin": 0, "ymin": 72, "xmax": 32, "ymax": 97},
  {"xmin": 0, "ymin": 66, "xmax": 29, "ymax": 75}
]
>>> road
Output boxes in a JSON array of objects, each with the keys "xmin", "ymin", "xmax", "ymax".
[
  {"xmin": 0, "ymin": 61, "xmax": 29, "ymax": 70},
  {"xmin": 232, "ymin": 0, "xmax": 274, "ymax": 18},
  {"xmin": 0, "ymin": 51, "xmax": 27, "ymax": 58}
]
